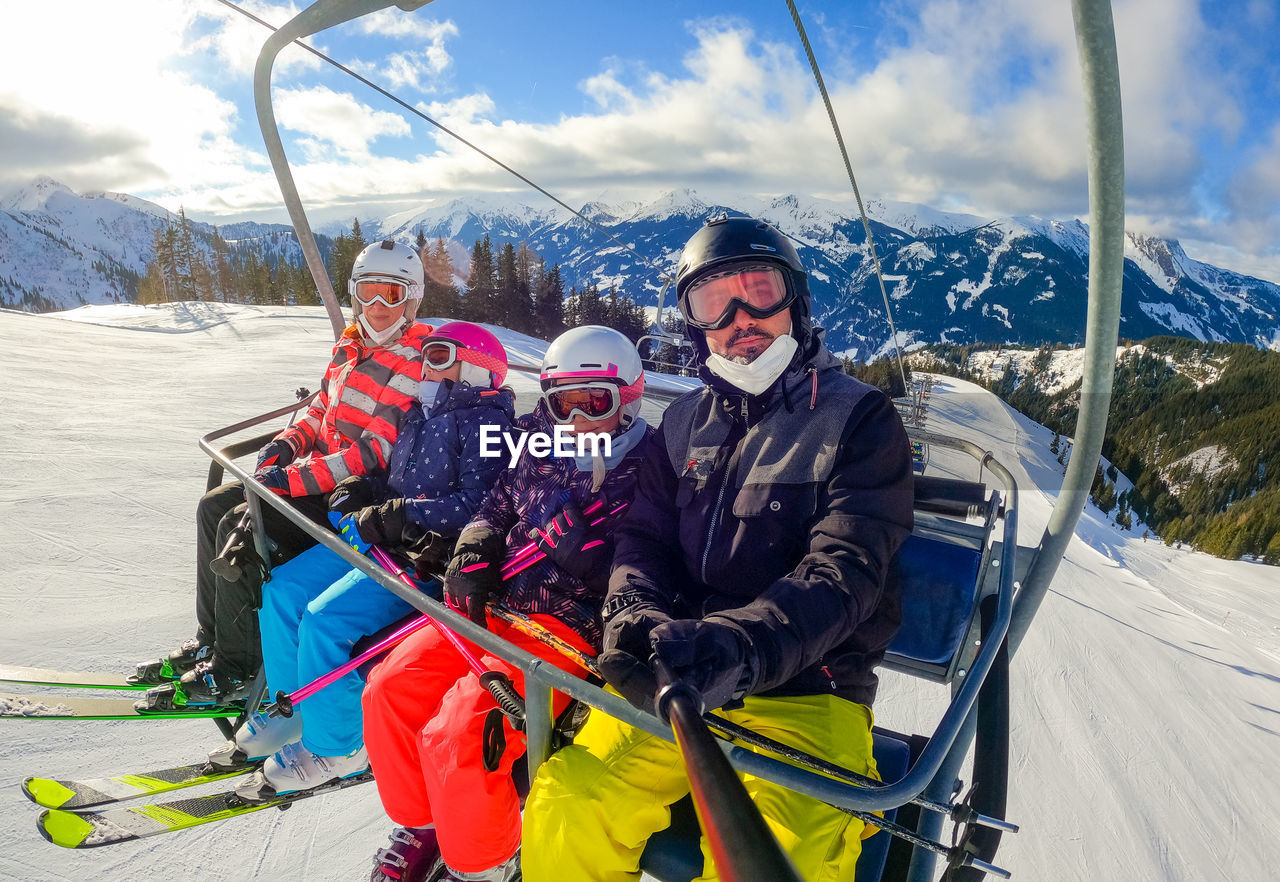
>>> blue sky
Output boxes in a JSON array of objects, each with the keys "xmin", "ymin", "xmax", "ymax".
[{"xmin": 1, "ymin": 0, "xmax": 1278, "ymax": 282}]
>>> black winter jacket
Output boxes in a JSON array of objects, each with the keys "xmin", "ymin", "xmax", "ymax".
[{"xmin": 608, "ymin": 348, "xmax": 913, "ymax": 707}]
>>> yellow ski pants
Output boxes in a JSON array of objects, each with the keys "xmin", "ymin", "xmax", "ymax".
[{"xmin": 523, "ymin": 691, "xmax": 880, "ymax": 882}]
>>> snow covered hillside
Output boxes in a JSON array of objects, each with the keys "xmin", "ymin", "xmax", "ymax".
[{"xmin": 0, "ymin": 305, "xmax": 1277, "ymax": 880}]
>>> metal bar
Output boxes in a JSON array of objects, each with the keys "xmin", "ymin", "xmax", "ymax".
[
  {"xmin": 1010, "ymin": 0, "xmax": 1125, "ymax": 657},
  {"xmin": 252, "ymin": 0, "xmax": 436, "ymax": 339},
  {"xmin": 523, "ymin": 678, "xmax": 555, "ymax": 789}
]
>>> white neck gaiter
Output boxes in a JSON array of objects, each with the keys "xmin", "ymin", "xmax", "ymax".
[
  {"xmin": 705, "ymin": 332, "xmax": 798, "ymax": 396},
  {"xmin": 358, "ymin": 314, "xmax": 406, "ymax": 347}
]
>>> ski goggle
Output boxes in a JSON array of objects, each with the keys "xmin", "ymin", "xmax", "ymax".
[
  {"xmin": 422, "ymin": 340, "xmax": 461, "ymax": 371},
  {"xmin": 682, "ymin": 264, "xmax": 793, "ymax": 330},
  {"xmin": 543, "ymin": 382, "xmax": 622, "ymax": 423},
  {"xmin": 350, "ymin": 276, "xmax": 419, "ymax": 308}
]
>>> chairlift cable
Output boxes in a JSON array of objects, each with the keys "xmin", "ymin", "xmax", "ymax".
[
  {"xmin": 784, "ymin": 0, "xmax": 910, "ymax": 394},
  {"xmin": 212, "ymin": 0, "xmax": 664, "ymax": 278}
]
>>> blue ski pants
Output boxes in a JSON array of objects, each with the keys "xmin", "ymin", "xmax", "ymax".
[{"xmin": 258, "ymin": 543, "xmax": 416, "ymax": 756}]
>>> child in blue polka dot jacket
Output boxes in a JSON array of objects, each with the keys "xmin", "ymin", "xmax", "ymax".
[{"xmin": 209, "ymin": 322, "xmax": 517, "ymax": 795}]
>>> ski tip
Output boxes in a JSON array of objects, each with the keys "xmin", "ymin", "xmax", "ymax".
[
  {"xmin": 39, "ymin": 809, "xmax": 96, "ymax": 848},
  {"xmin": 23, "ymin": 776, "xmax": 76, "ymax": 809}
]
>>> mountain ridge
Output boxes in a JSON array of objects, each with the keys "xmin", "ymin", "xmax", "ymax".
[{"xmin": 4, "ymin": 177, "xmax": 1278, "ymax": 357}]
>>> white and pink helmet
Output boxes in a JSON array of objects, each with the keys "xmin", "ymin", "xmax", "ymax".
[
  {"xmin": 540, "ymin": 325, "xmax": 645, "ymax": 427},
  {"xmin": 423, "ymin": 321, "xmax": 509, "ymax": 388}
]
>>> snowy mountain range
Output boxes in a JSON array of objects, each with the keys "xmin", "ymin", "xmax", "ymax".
[
  {"xmin": 4, "ymin": 177, "xmax": 1279, "ymax": 358},
  {"xmin": 0, "ymin": 177, "xmax": 329, "ymax": 312}
]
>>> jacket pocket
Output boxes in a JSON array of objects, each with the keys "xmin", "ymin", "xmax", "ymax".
[{"xmin": 730, "ymin": 482, "xmax": 819, "ymax": 520}]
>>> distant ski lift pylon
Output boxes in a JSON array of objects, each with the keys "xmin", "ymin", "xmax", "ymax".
[{"xmin": 637, "ymin": 276, "xmax": 696, "ymax": 375}]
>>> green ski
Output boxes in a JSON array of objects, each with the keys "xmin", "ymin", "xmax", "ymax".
[
  {"xmin": 24, "ymin": 760, "xmax": 257, "ymax": 811},
  {"xmin": 0, "ymin": 665, "xmax": 144, "ymax": 691},
  {"xmin": 1, "ymin": 692, "xmax": 241, "ymax": 721},
  {"xmin": 39, "ymin": 772, "xmax": 374, "ymax": 848}
]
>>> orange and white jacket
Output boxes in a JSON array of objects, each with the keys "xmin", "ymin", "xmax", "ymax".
[{"xmin": 272, "ymin": 320, "xmax": 430, "ymax": 497}]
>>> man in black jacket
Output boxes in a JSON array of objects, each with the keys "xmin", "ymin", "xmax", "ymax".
[{"xmin": 523, "ymin": 216, "xmax": 914, "ymax": 881}]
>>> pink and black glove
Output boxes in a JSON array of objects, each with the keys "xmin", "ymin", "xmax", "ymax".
[{"xmin": 532, "ymin": 503, "xmax": 611, "ymax": 581}]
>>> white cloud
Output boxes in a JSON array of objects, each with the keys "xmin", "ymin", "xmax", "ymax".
[
  {"xmin": 9, "ymin": 0, "xmax": 1271, "ymax": 283},
  {"xmin": 275, "ymin": 86, "xmax": 412, "ymax": 160},
  {"xmin": 359, "ymin": 8, "xmax": 455, "ymax": 42},
  {"xmin": 0, "ymin": 0, "xmax": 260, "ymax": 196},
  {"xmin": 187, "ymin": 1, "xmax": 322, "ymax": 77},
  {"xmin": 348, "ymin": 10, "xmax": 458, "ymax": 92}
]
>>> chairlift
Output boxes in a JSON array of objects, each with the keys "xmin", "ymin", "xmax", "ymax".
[{"xmin": 216, "ymin": 1, "xmax": 1127, "ymax": 879}]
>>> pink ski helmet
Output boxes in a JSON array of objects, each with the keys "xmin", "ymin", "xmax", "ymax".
[{"xmin": 423, "ymin": 321, "xmax": 509, "ymax": 388}]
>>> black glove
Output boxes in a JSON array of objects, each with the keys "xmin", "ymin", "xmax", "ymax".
[
  {"xmin": 533, "ymin": 504, "xmax": 611, "ymax": 581},
  {"xmin": 352, "ymin": 498, "xmax": 412, "ymax": 547},
  {"xmin": 597, "ymin": 585, "xmax": 675, "ymax": 713},
  {"xmin": 443, "ymin": 526, "xmax": 506, "ymax": 627},
  {"xmin": 255, "ymin": 439, "xmax": 295, "ymax": 472},
  {"xmin": 327, "ymin": 475, "xmax": 380, "ymax": 516},
  {"xmin": 650, "ymin": 619, "xmax": 754, "ymax": 713}
]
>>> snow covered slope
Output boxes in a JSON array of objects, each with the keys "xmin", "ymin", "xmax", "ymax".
[{"xmin": 0, "ymin": 306, "xmax": 1276, "ymax": 880}]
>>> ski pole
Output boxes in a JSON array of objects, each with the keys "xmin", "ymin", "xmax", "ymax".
[
  {"xmin": 500, "ymin": 502, "xmax": 630, "ymax": 580},
  {"xmin": 486, "ymin": 604, "xmax": 600, "ymax": 677},
  {"xmin": 267, "ymin": 611, "xmax": 435, "ymax": 718},
  {"xmin": 368, "ymin": 546, "xmax": 526, "ymax": 729},
  {"xmin": 653, "ymin": 660, "xmax": 802, "ymax": 882}
]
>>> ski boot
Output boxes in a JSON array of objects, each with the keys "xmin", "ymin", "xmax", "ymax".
[
  {"xmin": 128, "ymin": 637, "xmax": 212, "ymax": 686},
  {"xmin": 208, "ymin": 710, "xmax": 303, "ymax": 769},
  {"xmin": 234, "ymin": 741, "xmax": 368, "ymax": 801},
  {"xmin": 177, "ymin": 659, "xmax": 251, "ymax": 705},
  {"xmin": 134, "ymin": 660, "xmax": 248, "ymax": 712},
  {"xmin": 370, "ymin": 826, "xmax": 441, "ymax": 882},
  {"xmin": 432, "ymin": 852, "xmax": 520, "ymax": 882}
]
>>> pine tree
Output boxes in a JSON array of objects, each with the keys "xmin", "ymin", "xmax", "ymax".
[
  {"xmin": 327, "ymin": 219, "xmax": 367, "ymax": 306},
  {"xmin": 421, "ymin": 237, "xmax": 459, "ymax": 320},
  {"xmin": 533, "ymin": 262, "xmax": 566, "ymax": 339},
  {"xmin": 463, "ymin": 235, "xmax": 497, "ymax": 321}
]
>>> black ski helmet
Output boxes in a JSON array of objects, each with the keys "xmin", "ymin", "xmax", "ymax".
[{"xmin": 675, "ymin": 215, "xmax": 814, "ymax": 359}]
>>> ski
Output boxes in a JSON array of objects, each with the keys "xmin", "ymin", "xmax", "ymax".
[
  {"xmin": 39, "ymin": 772, "xmax": 374, "ymax": 848},
  {"xmin": 1, "ymin": 692, "xmax": 241, "ymax": 721},
  {"xmin": 0, "ymin": 664, "xmax": 145, "ymax": 691},
  {"xmin": 24, "ymin": 760, "xmax": 257, "ymax": 811}
]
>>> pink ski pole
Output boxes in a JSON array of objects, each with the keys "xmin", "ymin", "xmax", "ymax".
[
  {"xmin": 369, "ymin": 546, "xmax": 526, "ymax": 728},
  {"xmin": 270, "ymin": 611, "xmax": 434, "ymax": 716}
]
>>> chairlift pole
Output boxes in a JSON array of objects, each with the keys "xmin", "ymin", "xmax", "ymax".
[
  {"xmin": 904, "ymin": 2, "xmax": 1124, "ymax": 878},
  {"xmin": 1007, "ymin": 0, "xmax": 1125, "ymax": 656},
  {"xmin": 252, "ymin": 0, "xmax": 437, "ymax": 340}
]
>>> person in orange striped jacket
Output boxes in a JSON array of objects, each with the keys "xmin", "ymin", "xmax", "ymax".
[{"xmin": 134, "ymin": 240, "xmax": 432, "ymax": 708}]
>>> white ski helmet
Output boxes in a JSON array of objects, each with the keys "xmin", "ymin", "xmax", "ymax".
[
  {"xmin": 540, "ymin": 325, "xmax": 645, "ymax": 428},
  {"xmin": 349, "ymin": 239, "xmax": 426, "ymax": 322}
]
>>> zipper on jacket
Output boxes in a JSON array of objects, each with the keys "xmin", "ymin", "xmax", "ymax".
[{"xmin": 700, "ymin": 465, "xmax": 731, "ymax": 584}]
